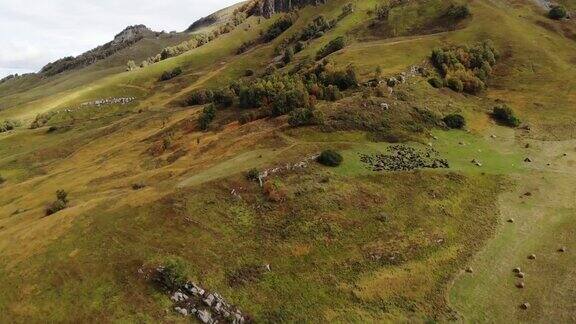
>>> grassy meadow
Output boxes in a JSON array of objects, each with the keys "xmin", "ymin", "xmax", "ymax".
[{"xmin": 0, "ymin": 0, "xmax": 575, "ymax": 321}]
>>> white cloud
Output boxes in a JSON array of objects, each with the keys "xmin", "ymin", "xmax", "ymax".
[{"xmin": 0, "ymin": 0, "xmax": 241, "ymax": 78}]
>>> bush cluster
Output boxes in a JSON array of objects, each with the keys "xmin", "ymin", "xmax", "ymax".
[
  {"xmin": 238, "ymin": 74, "xmax": 312, "ymax": 115},
  {"xmin": 263, "ymin": 16, "xmax": 294, "ymax": 42},
  {"xmin": 492, "ymin": 104, "xmax": 520, "ymax": 127},
  {"xmin": 300, "ymin": 16, "xmax": 332, "ymax": 41},
  {"xmin": 0, "ymin": 119, "xmax": 21, "ymax": 133},
  {"xmin": 445, "ymin": 4, "xmax": 471, "ymax": 20},
  {"xmin": 288, "ymin": 107, "xmax": 325, "ymax": 127},
  {"xmin": 316, "ymin": 37, "xmax": 346, "ymax": 60},
  {"xmin": 30, "ymin": 112, "xmax": 56, "ymax": 129},
  {"xmin": 186, "ymin": 89, "xmax": 214, "ymax": 106},
  {"xmin": 431, "ymin": 40, "xmax": 498, "ymax": 94},
  {"xmin": 183, "ymin": 62, "xmax": 358, "ymax": 127},
  {"xmin": 159, "ymin": 67, "xmax": 183, "ymax": 81},
  {"xmin": 443, "ymin": 113, "xmax": 466, "ymax": 129},
  {"xmin": 428, "ymin": 77, "xmax": 444, "ymax": 88},
  {"xmin": 46, "ymin": 189, "xmax": 69, "ymax": 216},
  {"xmin": 213, "ymin": 88, "xmax": 236, "ymax": 108},
  {"xmin": 317, "ymin": 150, "xmax": 343, "ymax": 167}
]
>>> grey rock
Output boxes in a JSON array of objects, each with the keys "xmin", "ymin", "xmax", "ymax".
[{"xmin": 197, "ymin": 309, "xmax": 213, "ymax": 323}]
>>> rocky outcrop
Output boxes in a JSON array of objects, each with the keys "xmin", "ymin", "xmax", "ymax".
[
  {"xmin": 40, "ymin": 25, "xmax": 158, "ymax": 77},
  {"xmin": 250, "ymin": 0, "xmax": 328, "ymax": 18},
  {"xmin": 187, "ymin": 15, "xmax": 218, "ymax": 32},
  {"xmin": 112, "ymin": 25, "xmax": 154, "ymax": 44}
]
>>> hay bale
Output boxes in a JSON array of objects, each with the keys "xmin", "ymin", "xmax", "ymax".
[
  {"xmin": 507, "ymin": 218, "xmax": 515, "ymax": 223},
  {"xmin": 513, "ymin": 267, "xmax": 522, "ymax": 273},
  {"xmin": 528, "ymin": 254, "xmax": 536, "ymax": 260},
  {"xmin": 558, "ymin": 246, "xmax": 567, "ymax": 253},
  {"xmin": 516, "ymin": 282, "xmax": 525, "ymax": 289}
]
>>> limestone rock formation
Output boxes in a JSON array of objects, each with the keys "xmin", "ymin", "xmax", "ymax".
[{"xmin": 251, "ymin": 0, "xmax": 328, "ymax": 18}]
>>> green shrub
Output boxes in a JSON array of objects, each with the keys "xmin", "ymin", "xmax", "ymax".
[
  {"xmin": 30, "ymin": 112, "xmax": 55, "ymax": 129},
  {"xmin": 56, "ymin": 189, "xmax": 68, "ymax": 203},
  {"xmin": 549, "ymin": 5, "xmax": 567, "ymax": 19},
  {"xmin": 132, "ymin": 183, "xmax": 146, "ymax": 190},
  {"xmin": 198, "ymin": 104, "xmax": 217, "ymax": 130},
  {"xmin": 300, "ymin": 16, "xmax": 332, "ymax": 41},
  {"xmin": 245, "ymin": 69, "xmax": 255, "ymax": 77},
  {"xmin": 246, "ymin": 168, "xmax": 260, "ymax": 181},
  {"xmin": 323, "ymin": 66, "xmax": 358, "ymax": 90},
  {"xmin": 341, "ymin": 3, "xmax": 355, "ymax": 17},
  {"xmin": 428, "ymin": 77, "xmax": 444, "ymax": 88},
  {"xmin": 294, "ymin": 41, "xmax": 306, "ymax": 53},
  {"xmin": 0, "ymin": 119, "xmax": 21, "ymax": 133},
  {"xmin": 316, "ymin": 37, "xmax": 346, "ymax": 60},
  {"xmin": 288, "ymin": 107, "xmax": 324, "ymax": 127},
  {"xmin": 0, "ymin": 174, "xmax": 5, "ymax": 185},
  {"xmin": 317, "ymin": 150, "xmax": 343, "ymax": 167},
  {"xmin": 156, "ymin": 258, "xmax": 187, "ymax": 291},
  {"xmin": 213, "ymin": 88, "xmax": 235, "ymax": 108},
  {"xmin": 446, "ymin": 4, "xmax": 471, "ymax": 20},
  {"xmin": 159, "ymin": 67, "xmax": 183, "ymax": 81},
  {"xmin": 282, "ymin": 47, "xmax": 294, "ymax": 64},
  {"xmin": 325, "ymin": 85, "xmax": 343, "ymax": 101},
  {"xmin": 443, "ymin": 114, "xmax": 466, "ymax": 129},
  {"xmin": 446, "ymin": 77, "xmax": 464, "ymax": 92},
  {"xmin": 492, "ymin": 104, "xmax": 521, "ymax": 127},
  {"xmin": 239, "ymin": 111, "xmax": 259, "ymax": 125},
  {"xmin": 263, "ymin": 16, "xmax": 294, "ymax": 42},
  {"xmin": 238, "ymin": 74, "xmax": 311, "ymax": 114},
  {"xmin": 271, "ymin": 88, "xmax": 311, "ymax": 116},
  {"xmin": 186, "ymin": 89, "xmax": 214, "ymax": 106},
  {"xmin": 46, "ymin": 189, "xmax": 69, "ymax": 216},
  {"xmin": 375, "ymin": 4, "xmax": 392, "ymax": 20}
]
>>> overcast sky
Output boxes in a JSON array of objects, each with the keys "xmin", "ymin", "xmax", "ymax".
[{"xmin": 0, "ymin": 0, "xmax": 241, "ymax": 78}]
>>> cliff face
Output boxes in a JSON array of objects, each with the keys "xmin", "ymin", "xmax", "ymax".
[
  {"xmin": 251, "ymin": 0, "xmax": 328, "ymax": 18},
  {"xmin": 112, "ymin": 25, "xmax": 154, "ymax": 45}
]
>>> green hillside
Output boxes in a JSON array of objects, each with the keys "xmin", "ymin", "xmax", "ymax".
[{"xmin": 0, "ymin": 0, "xmax": 575, "ymax": 322}]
